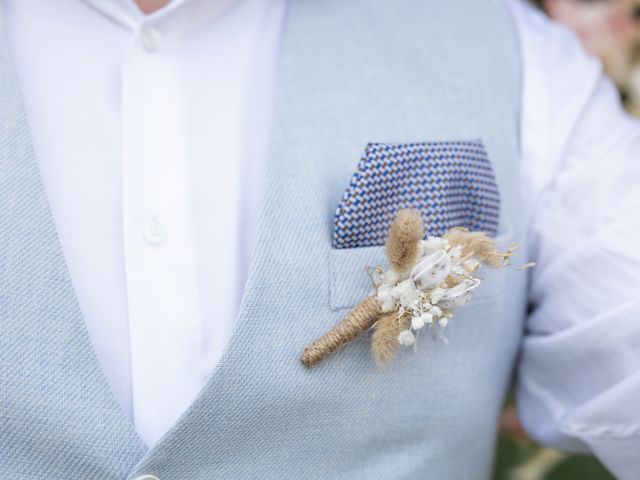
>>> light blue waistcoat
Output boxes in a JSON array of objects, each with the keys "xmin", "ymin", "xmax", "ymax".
[{"xmin": 0, "ymin": 1, "xmax": 528, "ymax": 478}]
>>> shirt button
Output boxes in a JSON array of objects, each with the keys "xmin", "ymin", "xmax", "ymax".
[
  {"xmin": 140, "ymin": 26, "xmax": 161, "ymax": 53},
  {"xmin": 133, "ymin": 476, "xmax": 159, "ymax": 480},
  {"xmin": 142, "ymin": 216, "xmax": 167, "ymax": 246}
]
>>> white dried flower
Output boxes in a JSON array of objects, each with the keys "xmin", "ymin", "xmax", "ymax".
[
  {"xmin": 417, "ymin": 240, "xmax": 428, "ymax": 258},
  {"xmin": 398, "ymin": 330, "xmax": 416, "ymax": 346},
  {"xmin": 411, "ymin": 250, "xmax": 451, "ymax": 290},
  {"xmin": 438, "ymin": 317, "xmax": 449, "ymax": 328},
  {"xmin": 430, "ymin": 287, "xmax": 446, "ymax": 304},
  {"xmin": 383, "ymin": 270, "xmax": 400, "ymax": 286},
  {"xmin": 377, "ymin": 284, "xmax": 391, "ymax": 297},
  {"xmin": 451, "ymin": 265, "xmax": 467, "ymax": 276},
  {"xmin": 464, "ymin": 259, "xmax": 480, "ymax": 272},
  {"xmin": 411, "ymin": 315, "xmax": 425, "ymax": 330},
  {"xmin": 449, "ymin": 245, "xmax": 463, "ymax": 258},
  {"xmin": 429, "ymin": 305, "xmax": 443, "ymax": 317},
  {"xmin": 420, "ymin": 312, "xmax": 433, "ymax": 325},
  {"xmin": 376, "ymin": 286, "xmax": 395, "ymax": 313},
  {"xmin": 423, "ymin": 236, "xmax": 449, "ymax": 255},
  {"xmin": 391, "ymin": 279, "xmax": 420, "ymax": 309},
  {"xmin": 439, "ymin": 280, "xmax": 479, "ymax": 312}
]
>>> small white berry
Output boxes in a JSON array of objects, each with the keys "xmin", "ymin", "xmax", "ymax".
[
  {"xmin": 420, "ymin": 312, "xmax": 434, "ymax": 325},
  {"xmin": 411, "ymin": 316, "xmax": 425, "ymax": 330},
  {"xmin": 397, "ymin": 330, "xmax": 416, "ymax": 347},
  {"xmin": 430, "ymin": 288, "xmax": 445, "ymax": 304}
]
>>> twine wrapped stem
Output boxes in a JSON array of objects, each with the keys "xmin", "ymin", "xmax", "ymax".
[{"xmin": 301, "ymin": 296, "xmax": 381, "ymax": 368}]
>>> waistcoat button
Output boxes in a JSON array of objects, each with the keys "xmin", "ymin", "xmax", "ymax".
[{"xmin": 133, "ymin": 475, "xmax": 160, "ymax": 480}]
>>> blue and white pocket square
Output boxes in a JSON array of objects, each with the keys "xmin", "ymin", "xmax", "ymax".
[{"xmin": 332, "ymin": 140, "xmax": 500, "ymax": 249}]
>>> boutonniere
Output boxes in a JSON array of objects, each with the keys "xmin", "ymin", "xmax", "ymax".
[{"xmin": 301, "ymin": 209, "xmax": 533, "ymax": 368}]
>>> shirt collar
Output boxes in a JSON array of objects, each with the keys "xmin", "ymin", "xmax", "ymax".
[{"xmin": 83, "ymin": 0, "xmax": 194, "ymax": 31}]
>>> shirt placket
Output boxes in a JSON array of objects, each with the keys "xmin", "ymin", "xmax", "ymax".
[{"xmin": 121, "ymin": 13, "xmax": 206, "ymax": 445}]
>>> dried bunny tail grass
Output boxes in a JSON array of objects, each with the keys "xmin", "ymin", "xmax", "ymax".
[
  {"xmin": 444, "ymin": 227, "xmax": 491, "ymax": 252},
  {"xmin": 301, "ymin": 296, "xmax": 381, "ymax": 368},
  {"xmin": 444, "ymin": 228, "xmax": 515, "ymax": 268},
  {"xmin": 385, "ymin": 208, "xmax": 424, "ymax": 273},
  {"xmin": 371, "ymin": 311, "xmax": 410, "ymax": 366},
  {"xmin": 482, "ymin": 243, "xmax": 518, "ymax": 268}
]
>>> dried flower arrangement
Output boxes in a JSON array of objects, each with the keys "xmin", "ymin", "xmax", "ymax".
[{"xmin": 301, "ymin": 209, "xmax": 533, "ymax": 368}]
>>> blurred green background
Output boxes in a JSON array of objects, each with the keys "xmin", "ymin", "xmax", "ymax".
[{"xmin": 493, "ymin": 430, "xmax": 615, "ymax": 479}]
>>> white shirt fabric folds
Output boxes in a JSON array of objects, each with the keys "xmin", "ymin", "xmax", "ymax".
[
  {"xmin": 4, "ymin": 0, "xmax": 640, "ymax": 476},
  {"xmin": 510, "ymin": 3, "xmax": 640, "ymax": 479}
]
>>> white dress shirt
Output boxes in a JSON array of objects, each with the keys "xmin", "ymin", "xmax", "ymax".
[
  {"xmin": 4, "ymin": 0, "xmax": 640, "ymax": 476},
  {"xmin": 511, "ymin": 4, "xmax": 640, "ymax": 479},
  {"xmin": 4, "ymin": 0, "xmax": 286, "ymax": 445}
]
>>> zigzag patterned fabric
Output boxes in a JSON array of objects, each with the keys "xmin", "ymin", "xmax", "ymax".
[{"xmin": 333, "ymin": 140, "xmax": 500, "ymax": 249}]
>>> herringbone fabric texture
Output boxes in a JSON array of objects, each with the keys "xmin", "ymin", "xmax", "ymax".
[{"xmin": 333, "ymin": 140, "xmax": 500, "ymax": 249}]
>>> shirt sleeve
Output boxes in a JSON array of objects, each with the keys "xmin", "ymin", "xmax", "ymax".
[{"xmin": 507, "ymin": 1, "xmax": 640, "ymax": 478}]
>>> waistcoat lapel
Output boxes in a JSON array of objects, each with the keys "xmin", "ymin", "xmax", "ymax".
[{"xmin": 0, "ymin": 6, "xmax": 146, "ymax": 479}]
